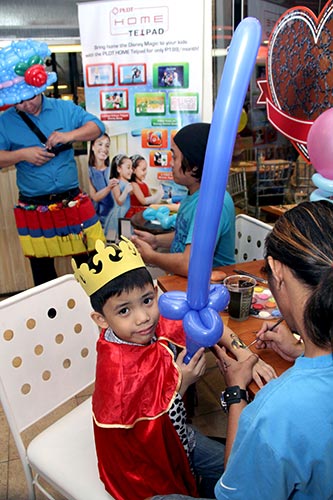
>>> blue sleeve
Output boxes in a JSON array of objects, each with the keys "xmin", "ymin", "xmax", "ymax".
[
  {"xmin": 215, "ymin": 412, "xmax": 292, "ymax": 500},
  {"xmin": 65, "ymin": 100, "xmax": 105, "ymax": 135},
  {"xmin": 185, "ymin": 191, "xmax": 235, "ymax": 246},
  {"xmin": 184, "ymin": 209, "xmax": 196, "ymax": 245}
]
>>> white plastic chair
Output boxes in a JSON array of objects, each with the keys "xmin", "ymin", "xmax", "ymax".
[
  {"xmin": 235, "ymin": 214, "xmax": 272, "ymax": 263},
  {"xmin": 0, "ymin": 274, "xmax": 113, "ymax": 500}
]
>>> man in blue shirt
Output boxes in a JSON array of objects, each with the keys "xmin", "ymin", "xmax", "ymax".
[
  {"xmin": 132, "ymin": 123, "xmax": 235, "ymax": 277},
  {"xmin": 0, "ymin": 39, "xmax": 105, "ymax": 285}
]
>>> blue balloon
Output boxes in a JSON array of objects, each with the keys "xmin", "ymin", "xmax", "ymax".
[
  {"xmin": 187, "ymin": 17, "xmax": 262, "ymax": 311},
  {"xmin": 310, "ymin": 173, "xmax": 333, "ymax": 203},
  {"xmin": 143, "ymin": 206, "xmax": 177, "ymax": 229},
  {"xmin": 310, "ymin": 189, "xmax": 333, "ymax": 203},
  {"xmin": 312, "ymin": 173, "xmax": 333, "ymax": 192},
  {"xmin": 183, "ymin": 307, "xmax": 223, "ymax": 363},
  {"xmin": 158, "ymin": 290, "xmax": 190, "ymax": 319},
  {"xmin": 159, "ymin": 284, "xmax": 230, "ymax": 362},
  {"xmin": 142, "ymin": 207, "xmax": 156, "ymax": 221},
  {"xmin": 159, "ymin": 17, "xmax": 262, "ymax": 362}
]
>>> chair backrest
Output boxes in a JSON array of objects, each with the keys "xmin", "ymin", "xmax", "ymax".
[
  {"xmin": 227, "ymin": 169, "xmax": 248, "ymax": 213},
  {"xmin": 250, "ymin": 159, "xmax": 292, "ymax": 217},
  {"xmin": 254, "ymin": 145, "xmax": 295, "ymax": 161},
  {"xmin": 292, "ymin": 160, "xmax": 315, "ymax": 202},
  {"xmin": 0, "ymin": 274, "xmax": 99, "ymax": 433},
  {"xmin": 235, "ymin": 214, "xmax": 272, "ymax": 263}
]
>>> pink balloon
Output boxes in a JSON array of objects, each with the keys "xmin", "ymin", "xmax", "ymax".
[{"xmin": 307, "ymin": 108, "xmax": 333, "ymax": 180}]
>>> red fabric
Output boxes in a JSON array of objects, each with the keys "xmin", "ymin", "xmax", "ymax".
[
  {"xmin": 92, "ymin": 316, "xmax": 199, "ymax": 500},
  {"xmin": 126, "ymin": 181, "xmax": 150, "ymax": 218},
  {"xmin": 14, "ymin": 206, "xmax": 28, "ymax": 229},
  {"xmin": 94, "ymin": 415, "xmax": 198, "ymax": 500},
  {"xmin": 37, "ymin": 210, "xmax": 53, "ymax": 231},
  {"xmin": 18, "ymin": 208, "xmax": 40, "ymax": 230}
]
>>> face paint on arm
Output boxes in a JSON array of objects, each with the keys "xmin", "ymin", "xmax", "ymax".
[{"xmin": 230, "ymin": 333, "xmax": 247, "ymax": 350}]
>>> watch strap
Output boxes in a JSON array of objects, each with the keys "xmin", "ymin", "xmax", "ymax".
[{"xmin": 220, "ymin": 385, "xmax": 250, "ymax": 413}]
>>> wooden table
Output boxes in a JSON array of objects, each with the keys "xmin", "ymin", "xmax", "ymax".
[
  {"xmin": 261, "ymin": 159, "xmax": 291, "ymax": 166},
  {"xmin": 157, "ymin": 259, "xmax": 293, "ymax": 397},
  {"xmin": 230, "ymin": 161, "xmax": 257, "ymax": 173},
  {"xmin": 260, "ymin": 204, "xmax": 296, "ymax": 219}
]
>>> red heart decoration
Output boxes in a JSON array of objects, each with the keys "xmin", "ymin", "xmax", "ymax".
[{"xmin": 266, "ymin": 1, "xmax": 333, "ymax": 158}]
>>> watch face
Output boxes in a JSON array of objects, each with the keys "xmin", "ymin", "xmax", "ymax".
[{"xmin": 220, "ymin": 392, "xmax": 230, "ymax": 413}]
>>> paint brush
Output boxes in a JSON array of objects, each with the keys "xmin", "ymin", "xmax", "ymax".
[
  {"xmin": 233, "ymin": 269, "xmax": 268, "ymax": 285},
  {"xmin": 246, "ymin": 317, "xmax": 284, "ymax": 349}
]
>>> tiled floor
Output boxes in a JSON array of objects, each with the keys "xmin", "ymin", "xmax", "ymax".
[{"xmin": 0, "ymin": 346, "xmax": 226, "ymax": 500}]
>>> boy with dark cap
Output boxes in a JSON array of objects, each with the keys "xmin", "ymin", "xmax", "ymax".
[
  {"xmin": 131, "ymin": 122, "xmax": 235, "ymax": 277},
  {"xmin": 72, "ymin": 237, "xmax": 225, "ymax": 500}
]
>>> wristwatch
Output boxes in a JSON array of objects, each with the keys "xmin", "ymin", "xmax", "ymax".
[{"xmin": 220, "ymin": 385, "xmax": 250, "ymax": 413}]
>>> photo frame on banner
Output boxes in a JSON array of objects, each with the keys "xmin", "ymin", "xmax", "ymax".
[
  {"xmin": 134, "ymin": 93, "xmax": 166, "ymax": 115},
  {"xmin": 100, "ymin": 90, "xmax": 128, "ymax": 111},
  {"xmin": 141, "ymin": 129, "xmax": 168, "ymax": 149},
  {"xmin": 149, "ymin": 151, "xmax": 172, "ymax": 167},
  {"xmin": 152, "ymin": 63, "xmax": 189, "ymax": 88},
  {"xmin": 86, "ymin": 63, "xmax": 115, "ymax": 87},
  {"xmin": 169, "ymin": 92, "xmax": 199, "ymax": 113},
  {"xmin": 118, "ymin": 63, "xmax": 147, "ymax": 85}
]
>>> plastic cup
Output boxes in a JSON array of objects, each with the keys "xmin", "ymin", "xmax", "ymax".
[{"xmin": 223, "ymin": 275, "xmax": 256, "ymax": 321}]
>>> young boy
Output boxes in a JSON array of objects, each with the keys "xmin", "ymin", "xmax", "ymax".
[
  {"xmin": 131, "ymin": 122, "xmax": 236, "ymax": 277},
  {"xmin": 72, "ymin": 237, "xmax": 224, "ymax": 500}
]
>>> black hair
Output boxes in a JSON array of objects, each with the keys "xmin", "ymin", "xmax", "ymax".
[
  {"xmin": 264, "ymin": 200, "xmax": 333, "ymax": 350},
  {"xmin": 88, "ymin": 133, "xmax": 110, "ymax": 168},
  {"xmin": 173, "ymin": 122, "xmax": 210, "ymax": 182},
  {"xmin": 110, "ymin": 153, "xmax": 130, "ymax": 179},
  {"xmin": 130, "ymin": 154, "xmax": 145, "ymax": 182},
  {"xmin": 179, "ymin": 155, "xmax": 201, "ymax": 181},
  {"xmin": 90, "ymin": 267, "xmax": 154, "ymax": 315}
]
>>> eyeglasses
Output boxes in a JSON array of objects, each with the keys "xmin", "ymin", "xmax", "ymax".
[{"xmin": 17, "ymin": 95, "xmax": 39, "ymax": 105}]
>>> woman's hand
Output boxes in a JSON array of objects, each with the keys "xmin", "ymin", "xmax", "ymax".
[
  {"xmin": 214, "ymin": 344, "xmax": 258, "ymax": 388},
  {"xmin": 176, "ymin": 347, "xmax": 206, "ymax": 396},
  {"xmin": 256, "ymin": 321, "xmax": 304, "ymax": 362}
]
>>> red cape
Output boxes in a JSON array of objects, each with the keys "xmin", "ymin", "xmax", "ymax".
[{"xmin": 93, "ymin": 316, "xmax": 199, "ymax": 500}]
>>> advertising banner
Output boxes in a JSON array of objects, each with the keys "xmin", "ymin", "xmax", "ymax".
[{"xmin": 78, "ymin": 0, "xmax": 208, "ymax": 202}]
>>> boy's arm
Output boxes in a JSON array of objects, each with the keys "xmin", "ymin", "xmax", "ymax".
[{"xmin": 218, "ymin": 325, "xmax": 277, "ymax": 387}]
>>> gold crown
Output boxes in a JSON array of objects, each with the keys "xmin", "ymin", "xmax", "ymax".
[{"xmin": 71, "ymin": 237, "xmax": 145, "ymax": 296}]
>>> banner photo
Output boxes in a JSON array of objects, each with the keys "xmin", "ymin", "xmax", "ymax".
[{"xmin": 78, "ymin": 0, "xmax": 206, "ymax": 203}]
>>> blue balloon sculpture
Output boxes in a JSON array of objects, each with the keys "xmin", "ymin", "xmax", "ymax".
[
  {"xmin": 310, "ymin": 173, "xmax": 333, "ymax": 203},
  {"xmin": 158, "ymin": 17, "xmax": 262, "ymax": 363},
  {"xmin": 143, "ymin": 206, "xmax": 177, "ymax": 229}
]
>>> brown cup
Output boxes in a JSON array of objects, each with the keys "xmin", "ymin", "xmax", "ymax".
[{"xmin": 223, "ymin": 275, "xmax": 256, "ymax": 321}]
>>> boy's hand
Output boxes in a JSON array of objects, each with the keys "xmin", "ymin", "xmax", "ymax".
[
  {"xmin": 176, "ymin": 347, "xmax": 206, "ymax": 396},
  {"xmin": 215, "ymin": 345, "xmax": 258, "ymax": 388}
]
